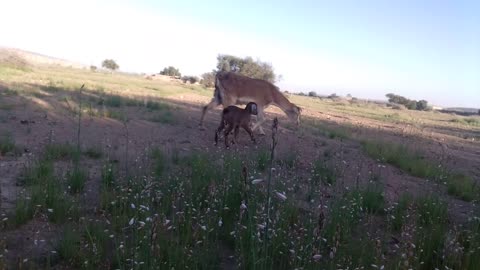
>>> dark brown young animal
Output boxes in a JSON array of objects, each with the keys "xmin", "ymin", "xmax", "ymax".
[{"xmin": 215, "ymin": 102, "xmax": 258, "ymax": 148}]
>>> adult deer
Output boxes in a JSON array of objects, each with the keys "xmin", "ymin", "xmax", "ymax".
[{"xmin": 199, "ymin": 71, "xmax": 301, "ymax": 135}]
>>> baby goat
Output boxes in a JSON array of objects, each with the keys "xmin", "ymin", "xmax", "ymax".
[{"xmin": 215, "ymin": 102, "xmax": 258, "ymax": 148}]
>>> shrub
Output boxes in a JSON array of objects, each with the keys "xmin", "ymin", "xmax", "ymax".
[
  {"xmin": 160, "ymin": 66, "xmax": 181, "ymax": 77},
  {"xmin": 101, "ymin": 59, "xmax": 119, "ymax": 71},
  {"xmin": 181, "ymin": 76, "xmax": 198, "ymax": 84}
]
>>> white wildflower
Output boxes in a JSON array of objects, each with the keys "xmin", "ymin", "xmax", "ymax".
[
  {"xmin": 131, "ymin": 203, "xmax": 136, "ymax": 209},
  {"xmin": 275, "ymin": 191, "xmax": 287, "ymax": 201},
  {"xmin": 129, "ymin": 218, "xmax": 135, "ymax": 226},
  {"xmin": 47, "ymin": 208, "xmax": 53, "ymax": 213},
  {"xmin": 252, "ymin": 179, "xmax": 264, "ymax": 185},
  {"xmin": 312, "ymin": 254, "xmax": 322, "ymax": 260}
]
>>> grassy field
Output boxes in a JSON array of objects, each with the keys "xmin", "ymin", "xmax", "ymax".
[{"xmin": 1, "ymin": 54, "xmax": 480, "ymax": 269}]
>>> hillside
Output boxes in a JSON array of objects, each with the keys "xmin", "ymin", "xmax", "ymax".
[{"xmin": 0, "ymin": 47, "xmax": 86, "ymax": 69}]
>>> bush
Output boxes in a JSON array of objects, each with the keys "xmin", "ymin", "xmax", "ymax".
[
  {"xmin": 101, "ymin": 59, "xmax": 119, "ymax": 71},
  {"xmin": 160, "ymin": 66, "xmax": 181, "ymax": 77},
  {"xmin": 308, "ymin": 91, "xmax": 317, "ymax": 97},
  {"xmin": 391, "ymin": 103, "xmax": 406, "ymax": 110},
  {"xmin": 201, "ymin": 72, "xmax": 215, "ymax": 87},
  {"xmin": 181, "ymin": 76, "xmax": 198, "ymax": 84}
]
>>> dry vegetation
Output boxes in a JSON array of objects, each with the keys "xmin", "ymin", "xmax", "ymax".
[{"xmin": 1, "ymin": 51, "xmax": 480, "ymax": 269}]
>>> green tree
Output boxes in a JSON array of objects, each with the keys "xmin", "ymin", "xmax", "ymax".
[
  {"xmin": 406, "ymin": 100, "xmax": 417, "ymax": 110},
  {"xmin": 181, "ymin": 76, "xmax": 198, "ymax": 84},
  {"xmin": 386, "ymin": 93, "xmax": 409, "ymax": 105},
  {"xmin": 201, "ymin": 72, "xmax": 216, "ymax": 88},
  {"xmin": 101, "ymin": 59, "xmax": 119, "ymax": 71},
  {"xmin": 386, "ymin": 93, "xmax": 429, "ymax": 111},
  {"xmin": 216, "ymin": 54, "xmax": 277, "ymax": 83},
  {"xmin": 160, "ymin": 66, "xmax": 181, "ymax": 77},
  {"xmin": 416, "ymin": 100, "xmax": 429, "ymax": 111}
]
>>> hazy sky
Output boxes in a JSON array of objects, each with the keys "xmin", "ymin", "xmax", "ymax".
[{"xmin": 1, "ymin": 0, "xmax": 479, "ymax": 107}]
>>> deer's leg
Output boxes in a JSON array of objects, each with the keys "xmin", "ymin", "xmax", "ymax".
[
  {"xmin": 199, "ymin": 98, "xmax": 219, "ymax": 129},
  {"xmin": 252, "ymin": 107, "xmax": 266, "ymax": 135}
]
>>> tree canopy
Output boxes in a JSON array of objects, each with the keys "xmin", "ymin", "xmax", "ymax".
[
  {"xmin": 216, "ymin": 54, "xmax": 277, "ymax": 83},
  {"xmin": 101, "ymin": 59, "xmax": 119, "ymax": 71},
  {"xmin": 160, "ymin": 66, "xmax": 181, "ymax": 77}
]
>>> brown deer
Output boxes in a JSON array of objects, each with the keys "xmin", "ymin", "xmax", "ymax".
[{"xmin": 200, "ymin": 71, "xmax": 301, "ymax": 135}]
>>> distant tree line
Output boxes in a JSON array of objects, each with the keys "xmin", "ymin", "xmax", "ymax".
[
  {"xmin": 386, "ymin": 93, "xmax": 429, "ymax": 111},
  {"xmin": 157, "ymin": 54, "xmax": 278, "ymax": 88}
]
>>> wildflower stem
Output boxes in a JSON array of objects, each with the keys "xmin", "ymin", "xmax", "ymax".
[
  {"xmin": 76, "ymin": 84, "xmax": 84, "ymax": 158},
  {"xmin": 264, "ymin": 117, "xmax": 278, "ymax": 267}
]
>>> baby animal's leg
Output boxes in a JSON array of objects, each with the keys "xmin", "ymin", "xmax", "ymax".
[
  {"xmin": 224, "ymin": 124, "xmax": 234, "ymax": 148},
  {"xmin": 243, "ymin": 124, "xmax": 256, "ymax": 144},
  {"xmin": 215, "ymin": 120, "xmax": 225, "ymax": 146}
]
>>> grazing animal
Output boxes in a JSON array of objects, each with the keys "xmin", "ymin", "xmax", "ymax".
[
  {"xmin": 215, "ymin": 102, "xmax": 258, "ymax": 148},
  {"xmin": 200, "ymin": 71, "xmax": 302, "ymax": 135}
]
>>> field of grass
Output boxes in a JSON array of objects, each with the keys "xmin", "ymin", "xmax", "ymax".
[{"xmin": 1, "ymin": 54, "xmax": 480, "ymax": 269}]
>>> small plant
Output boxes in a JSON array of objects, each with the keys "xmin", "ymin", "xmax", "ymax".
[
  {"xmin": 280, "ymin": 150, "xmax": 298, "ymax": 169},
  {"xmin": 0, "ymin": 133, "xmax": 16, "ymax": 155},
  {"xmin": 58, "ymin": 225, "xmax": 82, "ymax": 264},
  {"xmin": 414, "ymin": 195, "xmax": 448, "ymax": 269},
  {"xmin": 14, "ymin": 195, "xmax": 33, "ymax": 226},
  {"xmin": 67, "ymin": 166, "xmax": 87, "ymax": 194},
  {"xmin": 362, "ymin": 140, "xmax": 440, "ymax": 179},
  {"xmin": 21, "ymin": 160, "xmax": 55, "ymax": 186},
  {"xmin": 388, "ymin": 193, "xmax": 411, "ymax": 232},
  {"xmin": 148, "ymin": 111, "xmax": 176, "ymax": 124},
  {"xmin": 359, "ymin": 183, "xmax": 385, "ymax": 214},
  {"xmin": 146, "ymin": 100, "xmax": 169, "ymax": 111},
  {"xmin": 312, "ymin": 159, "xmax": 336, "ymax": 185},
  {"xmin": 101, "ymin": 162, "xmax": 115, "ymax": 190},
  {"xmin": 83, "ymin": 147, "xmax": 102, "ymax": 159},
  {"xmin": 102, "ymin": 95, "xmax": 123, "ymax": 107},
  {"xmin": 447, "ymin": 174, "xmax": 477, "ymax": 201},
  {"xmin": 44, "ymin": 143, "xmax": 78, "ymax": 161},
  {"xmin": 151, "ymin": 148, "xmax": 166, "ymax": 177},
  {"xmin": 104, "ymin": 109, "xmax": 125, "ymax": 121},
  {"xmin": 417, "ymin": 195, "xmax": 448, "ymax": 226},
  {"xmin": 255, "ymin": 148, "xmax": 270, "ymax": 171}
]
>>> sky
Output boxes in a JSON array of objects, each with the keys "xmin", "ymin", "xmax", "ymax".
[{"xmin": 1, "ymin": 0, "xmax": 479, "ymax": 107}]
